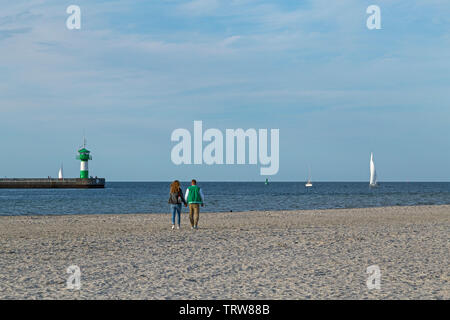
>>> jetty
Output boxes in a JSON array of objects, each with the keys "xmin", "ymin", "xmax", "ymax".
[{"xmin": 0, "ymin": 178, "xmax": 105, "ymax": 189}]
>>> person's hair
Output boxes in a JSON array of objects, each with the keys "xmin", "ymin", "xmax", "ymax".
[
  {"xmin": 170, "ymin": 180, "xmax": 180, "ymax": 193},
  {"xmin": 191, "ymin": 179, "xmax": 197, "ymax": 185}
]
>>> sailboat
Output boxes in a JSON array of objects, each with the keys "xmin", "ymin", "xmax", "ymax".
[
  {"xmin": 58, "ymin": 163, "xmax": 64, "ymax": 180},
  {"xmin": 305, "ymin": 166, "xmax": 313, "ymax": 187},
  {"xmin": 369, "ymin": 152, "xmax": 377, "ymax": 187}
]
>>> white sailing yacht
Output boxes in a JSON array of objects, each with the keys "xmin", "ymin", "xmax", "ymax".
[
  {"xmin": 369, "ymin": 153, "xmax": 377, "ymax": 187},
  {"xmin": 58, "ymin": 163, "xmax": 64, "ymax": 180},
  {"xmin": 305, "ymin": 166, "xmax": 313, "ymax": 187}
]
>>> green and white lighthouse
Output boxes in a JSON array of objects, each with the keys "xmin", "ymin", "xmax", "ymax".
[{"xmin": 76, "ymin": 138, "xmax": 92, "ymax": 179}]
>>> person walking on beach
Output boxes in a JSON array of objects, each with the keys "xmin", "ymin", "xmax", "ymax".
[
  {"xmin": 168, "ymin": 180, "xmax": 187, "ymax": 230},
  {"xmin": 184, "ymin": 179, "xmax": 204, "ymax": 230}
]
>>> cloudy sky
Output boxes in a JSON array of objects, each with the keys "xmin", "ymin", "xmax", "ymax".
[{"xmin": 1, "ymin": 0, "xmax": 449, "ymax": 181}]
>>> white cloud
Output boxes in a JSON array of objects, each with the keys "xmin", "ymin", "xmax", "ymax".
[
  {"xmin": 221, "ymin": 35, "xmax": 241, "ymax": 46},
  {"xmin": 177, "ymin": 0, "xmax": 220, "ymax": 16}
]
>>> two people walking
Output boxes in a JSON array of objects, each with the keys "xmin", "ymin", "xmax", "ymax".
[{"xmin": 168, "ymin": 179, "xmax": 204, "ymax": 230}]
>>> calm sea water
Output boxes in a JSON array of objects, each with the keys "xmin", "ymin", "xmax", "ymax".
[{"xmin": 0, "ymin": 182, "xmax": 449, "ymax": 216}]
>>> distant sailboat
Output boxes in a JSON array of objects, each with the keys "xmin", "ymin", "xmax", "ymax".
[
  {"xmin": 369, "ymin": 153, "xmax": 377, "ymax": 187},
  {"xmin": 305, "ymin": 166, "xmax": 313, "ymax": 187},
  {"xmin": 58, "ymin": 164, "xmax": 64, "ymax": 180}
]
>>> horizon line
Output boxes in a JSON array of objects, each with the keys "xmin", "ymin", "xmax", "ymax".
[{"xmin": 105, "ymin": 180, "xmax": 450, "ymax": 183}]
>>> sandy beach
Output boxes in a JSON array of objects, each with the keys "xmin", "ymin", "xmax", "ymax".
[{"xmin": 0, "ymin": 205, "xmax": 448, "ymax": 300}]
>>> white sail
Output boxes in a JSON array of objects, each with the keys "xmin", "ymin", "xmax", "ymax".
[
  {"xmin": 369, "ymin": 153, "xmax": 377, "ymax": 186},
  {"xmin": 58, "ymin": 164, "xmax": 63, "ymax": 180},
  {"xmin": 305, "ymin": 166, "xmax": 312, "ymax": 187}
]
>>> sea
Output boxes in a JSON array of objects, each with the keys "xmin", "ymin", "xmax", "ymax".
[{"xmin": 0, "ymin": 182, "xmax": 449, "ymax": 216}]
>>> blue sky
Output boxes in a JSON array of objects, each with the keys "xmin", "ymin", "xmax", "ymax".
[{"xmin": 0, "ymin": 0, "xmax": 449, "ymax": 181}]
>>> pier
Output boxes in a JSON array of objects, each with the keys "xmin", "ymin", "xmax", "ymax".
[{"xmin": 0, "ymin": 178, "xmax": 105, "ymax": 189}]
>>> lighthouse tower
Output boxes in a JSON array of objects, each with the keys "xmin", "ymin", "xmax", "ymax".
[{"xmin": 76, "ymin": 138, "xmax": 92, "ymax": 179}]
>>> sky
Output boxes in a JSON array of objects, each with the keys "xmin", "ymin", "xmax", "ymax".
[{"xmin": 0, "ymin": 0, "xmax": 449, "ymax": 181}]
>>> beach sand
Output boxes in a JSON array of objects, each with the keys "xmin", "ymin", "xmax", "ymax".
[{"xmin": 0, "ymin": 205, "xmax": 448, "ymax": 300}]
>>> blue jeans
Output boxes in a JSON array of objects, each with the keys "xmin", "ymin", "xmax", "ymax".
[{"xmin": 170, "ymin": 204, "xmax": 182, "ymax": 225}]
